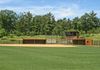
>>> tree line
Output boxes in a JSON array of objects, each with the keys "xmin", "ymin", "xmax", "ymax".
[{"xmin": 0, "ymin": 10, "xmax": 100, "ymax": 37}]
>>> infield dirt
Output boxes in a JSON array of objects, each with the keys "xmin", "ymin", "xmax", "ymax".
[{"xmin": 0, "ymin": 44, "xmax": 75, "ymax": 47}]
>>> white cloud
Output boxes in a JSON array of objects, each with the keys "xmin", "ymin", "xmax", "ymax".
[
  {"xmin": 0, "ymin": 5, "xmax": 81, "ymax": 19},
  {"xmin": 52, "ymin": 8, "xmax": 74, "ymax": 19},
  {"xmin": 52, "ymin": 4, "xmax": 82, "ymax": 19},
  {"xmin": 95, "ymin": 10, "xmax": 100, "ymax": 17},
  {"xmin": 1, "ymin": 4, "xmax": 97, "ymax": 19},
  {"xmin": 0, "ymin": 0, "xmax": 12, "ymax": 4}
]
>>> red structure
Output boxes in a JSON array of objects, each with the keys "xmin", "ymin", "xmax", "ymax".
[
  {"xmin": 85, "ymin": 39, "xmax": 93, "ymax": 45},
  {"xmin": 65, "ymin": 31, "xmax": 93, "ymax": 45}
]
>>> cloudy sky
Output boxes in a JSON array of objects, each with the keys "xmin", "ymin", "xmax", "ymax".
[{"xmin": 0, "ymin": 0, "xmax": 100, "ymax": 19}]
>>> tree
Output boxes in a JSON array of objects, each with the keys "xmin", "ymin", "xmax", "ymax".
[
  {"xmin": 72, "ymin": 17, "xmax": 82, "ymax": 31},
  {"xmin": 43, "ymin": 13, "xmax": 55, "ymax": 35},
  {"xmin": 0, "ymin": 26, "xmax": 6, "ymax": 37},
  {"xmin": 80, "ymin": 11, "xmax": 99, "ymax": 33},
  {"xmin": 0, "ymin": 9, "xmax": 100, "ymax": 37},
  {"xmin": 31, "ymin": 13, "xmax": 55, "ymax": 35},
  {"xmin": 52, "ymin": 18, "xmax": 70, "ymax": 36},
  {"xmin": 15, "ymin": 12, "xmax": 33, "ymax": 35},
  {"xmin": 0, "ymin": 10, "xmax": 17, "ymax": 35}
]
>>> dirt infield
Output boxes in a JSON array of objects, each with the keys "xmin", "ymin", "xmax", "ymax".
[{"xmin": 0, "ymin": 44, "xmax": 76, "ymax": 47}]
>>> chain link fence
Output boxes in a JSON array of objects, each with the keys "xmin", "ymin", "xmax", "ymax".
[
  {"xmin": 46, "ymin": 39, "xmax": 100, "ymax": 46},
  {"xmin": 46, "ymin": 39, "xmax": 73, "ymax": 45},
  {"xmin": 0, "ymin": 38, "xmax": 100, "ymax": 46},
  {"xmin": 93, "ymin": 40, "xmax": 100, "ymax": 46}
]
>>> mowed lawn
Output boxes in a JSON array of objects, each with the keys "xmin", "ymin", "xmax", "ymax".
[{"xmin": 0, "ymin": 47, "xmax": 100, "ymax": 70}]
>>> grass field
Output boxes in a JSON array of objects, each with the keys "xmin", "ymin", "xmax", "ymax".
[{"xmin": 0, "ymin": 46, "xmax": 100, "ymax": 70}]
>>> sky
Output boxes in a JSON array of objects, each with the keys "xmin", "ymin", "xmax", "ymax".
[{"xmin": 0, "ymin": 0, "xmax": 100, "ymax": 19}]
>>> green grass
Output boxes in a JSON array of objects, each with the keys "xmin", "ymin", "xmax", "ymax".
[
  {"xmin": 0, "ymin": 35, "xmax": 62, "ymax": 44},
  {"xmin": 0, "ymin": 39, "xmax": 22, "ymax": 44},
  {"xmin": 1, "ymin": 35, "xmax": 62, "ymax": 40},
  {"xmin": 0, "ymin": 46, "xmax": 100, "ymax": 70},
  {"xmin": 89, "ymin": 34, "xmax": 100, "ymax": 40},
  {"xmin": 81, "ymin": 34, "xmax": 100, "ymax": 40}
]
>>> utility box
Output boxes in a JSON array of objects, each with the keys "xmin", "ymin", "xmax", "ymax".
[{"xmin": 85, "ymin": 39, "xmax": 93, "ymax": 45}]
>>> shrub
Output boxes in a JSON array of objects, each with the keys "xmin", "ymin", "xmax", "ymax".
[{"xmin": 1, "ymin": 36, "xmax": 8, "ymax": 40}]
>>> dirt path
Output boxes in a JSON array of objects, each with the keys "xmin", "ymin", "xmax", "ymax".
[{"xmin": 0, "ymin": 44, "xmax": 76, "ymax": 47}]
